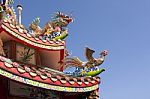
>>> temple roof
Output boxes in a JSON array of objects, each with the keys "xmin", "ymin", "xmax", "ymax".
[
  {"xmin": 0, "ymin": 19, "xmax": 65, "ymax": 50},
  {"xmin": 0, "ymin": 55, "xmax": 100, "ymax": 92},
  {"xmin": 0, "ymin": 1, "xmax": 106, "ymax": 94}
]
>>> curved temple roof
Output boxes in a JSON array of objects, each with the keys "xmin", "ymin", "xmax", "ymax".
[
  {"xmin": 0, "ymin": 55, "xmax": 100, "ymax": 92},
  {"xmin": 0, "ymin": 1, "xmax": 104, "ymax": 94},
  {"xmin": 1, "ymin": 19, "xmax": 66, "ymax": 50}
]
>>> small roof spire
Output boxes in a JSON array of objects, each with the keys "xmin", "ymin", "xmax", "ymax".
[{"xmin": 17, "ymin": 4, "xmax": 23, "ymax": 26}]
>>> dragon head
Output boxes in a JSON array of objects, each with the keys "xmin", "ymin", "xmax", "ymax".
[{"xmin": 53, "ymin": 12, "xmax": 73, "ymax": 27}]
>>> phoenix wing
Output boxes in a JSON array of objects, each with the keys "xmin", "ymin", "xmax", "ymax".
[{"xmin": 85, "ymin": 47, "xmax": 95, "ymax": 63}]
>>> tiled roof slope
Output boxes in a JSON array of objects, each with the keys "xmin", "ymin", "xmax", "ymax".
[
  {"xmin": 1, "ymin": 19, "xmax": 65, "ymax": 50},
  {"xmin": 0, "ymin": 56, "xmax": 100, "ymax": 92}
]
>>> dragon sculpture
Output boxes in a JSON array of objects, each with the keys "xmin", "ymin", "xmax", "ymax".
[
  {"xmin": 64, "ymin": 47, "xmax": 108, "ymax": 77},
  {"xmin": 0, "ymin": 0, "xmax": 73, "ymax": 40},
  {"xmin": 29, "ymin": 12, "xmax": 73, "ymax": 40},
  {"xmin": 0, "ymin": 0, "xmax": 17, "ymax": 25}
]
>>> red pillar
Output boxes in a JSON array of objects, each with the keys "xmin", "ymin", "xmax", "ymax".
[
  {"xmin": 0, "ymin": 76, "xmax": 8, "ymax": 99},
  {"xmin": 59, "ymin": 49, "xmax": 65, "ymax": 71}
]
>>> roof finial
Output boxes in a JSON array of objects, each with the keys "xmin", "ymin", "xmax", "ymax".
[{"xmin": 17, "ymin": 4, "xmax": 22, "ymax": 26}]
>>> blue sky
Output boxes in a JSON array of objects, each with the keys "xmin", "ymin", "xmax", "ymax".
[{"xmin": 13, "ymin": 0, "xmax": 150, "ymax": 99}]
